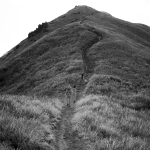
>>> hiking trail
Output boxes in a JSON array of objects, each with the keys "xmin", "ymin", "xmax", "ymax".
[
  {"xmin": 54, "ymin": 27, "xmax": 98, "ymax": 149},
  {"xmin": 55, "ymin": 81, "xmax": 87, "ymax": 150}
]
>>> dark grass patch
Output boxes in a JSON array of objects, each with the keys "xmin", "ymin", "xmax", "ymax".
[{"xmin": 84, "ymin": 74, "xmax": 134, "ymax": 96}]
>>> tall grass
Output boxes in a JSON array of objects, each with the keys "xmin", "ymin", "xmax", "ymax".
[
  {"xmin": 0, "ymin": 95, "xmax": 64, "ymax": 150},
  {"xmin": 71, "ymin": 94, "xmax": 150, "ymax": 149}
]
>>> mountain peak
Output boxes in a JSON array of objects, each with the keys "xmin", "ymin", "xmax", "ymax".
[
  {"xmin": 67, "ymin": 5, "xmax": 99, "ymax": 14},
  {"xmin": 66, "ymin": 5, "xmax": 112, "ymax": 17},
  {"xmin": 1, "ymin": 5, "xmax": 150, "ymax": 150},
  {"xmin": 0, "ymin": 5, "xmax": 150, "ymax": 97}
]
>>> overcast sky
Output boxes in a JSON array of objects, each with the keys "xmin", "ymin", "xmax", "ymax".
[{"xmin": 0, "ymin": 0, "xmax": 150, "ymax": 57}]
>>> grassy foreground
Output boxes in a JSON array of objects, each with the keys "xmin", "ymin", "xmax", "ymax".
[
  {"xmin": 0, "ymin": 5, "xmax": 150, "ymax": 150},
  {"xmin": 72, "ymin": 94, "xmax": 150, "ymax": 150},
  {"xmin": 0, "ymin": 95, "xmax": 64, "ymax": 150}
]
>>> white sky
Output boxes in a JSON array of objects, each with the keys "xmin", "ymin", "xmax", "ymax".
[{"xmin": 0, "ymin": 0, "xmax": 150, "ymax": 57}]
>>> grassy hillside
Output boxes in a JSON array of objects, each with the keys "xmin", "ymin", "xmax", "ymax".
[
  {"xmin": 0, "ymin": 6, "xmax": 150, "ymax": 97},
  {"xmin": 0, "ymin": 95, "xmax": 63, "ymax": 150},
  {"xmin": 0, "ymin": 5, "xmax": 150, "ymax": 150},
  {"xmin": 72, "ymin": 94, "xmax": 150, "ymax": 149}
]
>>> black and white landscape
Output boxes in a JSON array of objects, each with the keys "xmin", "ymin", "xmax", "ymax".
[{"xmin": 0, "ymin": 5, "xmax": 150, "ymax": 150}]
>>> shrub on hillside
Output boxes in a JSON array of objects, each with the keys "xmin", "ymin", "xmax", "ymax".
[
  {"xmin": 28, "ymin": 22, "xmax": 49, "ymax": 39},
  {"xmin": 116, "ymin": 92, "xmax": 150, "ymax": 111}
]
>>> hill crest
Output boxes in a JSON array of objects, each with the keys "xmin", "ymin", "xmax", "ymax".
[
  {"xmin": 0, "ymin": 5, "xmax": 150, "ymax": 97},
  {"xmin": 1, "ymin": 6, "xmax": 150, "ymax": 150}
]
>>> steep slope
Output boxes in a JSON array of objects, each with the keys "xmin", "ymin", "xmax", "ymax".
[
  {"xmin": 1, "ymin": 5, "xmax": 150, "ymax": 150},
  {"xmin": 0, "ymin": 5, "xmax": 150, "ymax": 98}
]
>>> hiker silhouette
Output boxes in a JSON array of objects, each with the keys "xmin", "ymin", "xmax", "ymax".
[
  {"xmin": 65, "ymin": 73, "xmax": 88, "ymax": 107},
  {"xmin": 80, "ymin": 73, "xmax": 88, "ymax": 83},
  {"xmin": 66, "ymin": 84, "xmax": 76, "ymax": 107}
]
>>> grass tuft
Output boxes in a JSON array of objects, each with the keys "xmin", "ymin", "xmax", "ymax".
[
  {"xmin": 72, "ymin": 94, "xmax": 150, "ymax": 149},
  {"xmin": 0, "ymin": 95, "xmax": 64, "ymax": 150}
]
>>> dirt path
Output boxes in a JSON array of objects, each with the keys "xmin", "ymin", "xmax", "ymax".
[
  {"xmin": 55, "ymin": 83, "xmax": 87, "ymax": 150},
  {"xmin": 54, "ymin": 27, "xmax": 97, "ymax": 149},
  {"xmin": 55, "ymin": 105, "xmax": 87, "ymax": 150}
]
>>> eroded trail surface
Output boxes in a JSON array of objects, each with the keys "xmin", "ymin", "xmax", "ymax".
[
  {"xmin": 55, "ymin": 82, "xmax": 88, "ymax": 150},
  {"xmin": 55, "ymin": 105, "xmax": 87, "ymax": 150}
]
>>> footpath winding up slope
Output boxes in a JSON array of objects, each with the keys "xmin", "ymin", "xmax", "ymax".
[
  {"xmin": 0, "ymin": 5, "xmax": 150, "ymax": 97},
  {"xmin": 55, "ymin": 105, "xmax": 87, "ymax": 150},
  {"xmin": 55, "ymin": 77, "xmax": 88, "ymax": 150},
  {"xmin": 1, "ymin": 5, "xmax": 150, "ymax": 150}
]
